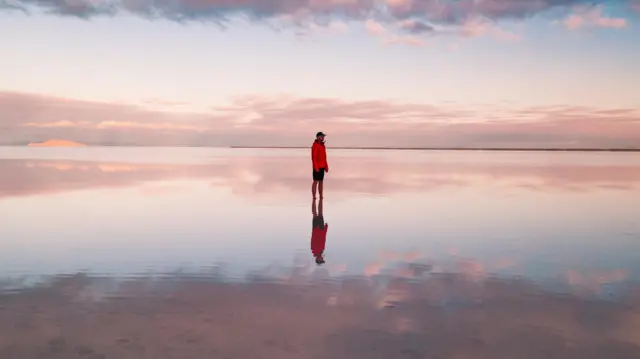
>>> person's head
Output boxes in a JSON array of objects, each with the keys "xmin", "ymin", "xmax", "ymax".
[
  {"xmin": 316, "ymin": 131, "xmax": 326, "ymax": 142},
  {"xmin": 315, "ymin": 254, "xmax": 325, "ymax": 265}
]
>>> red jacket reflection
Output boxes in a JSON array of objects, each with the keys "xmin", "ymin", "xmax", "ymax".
[{"xmin": 311, "ymin": 223, "xmax": 328, "ymax": 257}]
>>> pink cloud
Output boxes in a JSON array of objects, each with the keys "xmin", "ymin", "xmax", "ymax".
[
  {"xmin": 24, "ymin": 120, "xmax": 203, "ymax": 131},
  {"xmin": 141, "ymin": 98, "xmax": 190, "ymax": 107},
  {"xmin": 382, "ymin": 34, "xmax": 426, "ymax": 46},
  {"xmin": 1, "ymin": 91, "xmax": 639, "ymax": 149},
  {"xmin": 458, "ymin": 17, "xmax": 522, "ymax": 41},
  {"xmin": 95, "ymin": 121, "xmax": 203, "ymax": 131},
  {"xmin": 490, "ymin": 26, "xmax": 522, "ymax": 42},
  {"xmin": 563, "ymin": 6, "xmax": 627, "ymax": 30},
  {"xmin": 23, "ymin": 120, "xmax": 77, "ymax": 128},
  {"xmin": 365, "ymin": 19, "xmax": 386, "ymax": 35}
]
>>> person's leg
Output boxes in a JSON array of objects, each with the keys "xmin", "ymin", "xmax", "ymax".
[
  {"xmin": 317, "ymin": 168, "xmax": 325, "ymax": 198},
  {"xmin": 312, "ymin": 180, "xmax": 318, "ymax": 199}
]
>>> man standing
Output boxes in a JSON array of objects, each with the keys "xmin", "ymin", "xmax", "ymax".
[{"xmin": 311, "ymin": 132, "xmax": 329, "ymax": 199}]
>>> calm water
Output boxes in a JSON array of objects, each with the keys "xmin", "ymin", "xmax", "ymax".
[{"xmin": 1, "ymin": 147, "xmax": 640, "ymax": 358}]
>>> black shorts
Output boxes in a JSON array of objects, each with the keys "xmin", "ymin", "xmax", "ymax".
[
  {"xmin": 312, "ymin": 215, "xmax": 325, "ymax": 229},
  {"xmin": 313, "ymin": 168, "xmax": 325, "ymax": 181}
]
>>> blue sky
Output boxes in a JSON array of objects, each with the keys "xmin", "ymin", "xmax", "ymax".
[{"xmin": 1, "ymin": 0, "xmax": 639, "ymax": 147}]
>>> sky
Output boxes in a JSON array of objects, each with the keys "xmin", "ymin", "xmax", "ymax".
[{"xmin": 1, "ymin": 0, "xmax": 640, "ymax": 148}]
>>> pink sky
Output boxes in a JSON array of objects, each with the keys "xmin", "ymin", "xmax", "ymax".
[{"xmin": 1, "ymin": 0, "xmax": 640, "ymax": 148}]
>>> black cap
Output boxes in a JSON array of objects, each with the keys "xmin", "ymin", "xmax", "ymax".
[{"xmin": 316, "ymin": 132, "xmax": 326, "ymax": 137}]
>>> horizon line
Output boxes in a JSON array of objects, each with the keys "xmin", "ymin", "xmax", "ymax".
[
  {"xmin": 2, "ymin": 144, "xmax": 638, "ymax": 152},
  {"xmin": 230, "ymin": 146, "xmax": 640, "ymax": 152}
]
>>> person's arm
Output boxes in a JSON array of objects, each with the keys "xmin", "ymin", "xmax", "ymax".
[
  {"xmin": 324, "ymin": 147, "xmax": 329, "ymax": 172},
  {"xmin": 312, "ymin": 144, "xmax": 319, "ymax": 171}
]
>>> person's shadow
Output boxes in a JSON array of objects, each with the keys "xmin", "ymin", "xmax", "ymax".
[{"xmin": 311, "ymin": 198, "xmax": 328, "ymax": 265}]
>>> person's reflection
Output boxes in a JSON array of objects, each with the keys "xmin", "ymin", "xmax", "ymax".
[{"xmin": 311, "ymin": 198, "xmax": 328, "ymax": 265}]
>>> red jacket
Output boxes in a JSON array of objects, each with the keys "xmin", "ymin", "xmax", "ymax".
[
  {"xmin": 311, "ymin": 140, "xmax": 328, "ymax": 170},
  {"xmin": 311, "ymin": 223, "xmax": 328, "ymax": 257}
]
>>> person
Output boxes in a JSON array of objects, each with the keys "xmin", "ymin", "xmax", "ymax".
[
  {"xmin": 311, "ymin": 131, "xmax": 329, "ymax": 199},
  {"xmin": 311, "ymin": 197, "xmax": 327, "ymax": 265}
]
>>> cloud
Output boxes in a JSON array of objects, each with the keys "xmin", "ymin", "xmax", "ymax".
[
  {"xmin": 1, "ymin": 91, "xmax": 639, "ymax": 149},
  {"xmin": 3, "ymin": 0, "xmax": 636, "ymax": 41},
  {"xmin": 457, "ymin": 17, "xmax": 522, "ymax": 40},
  {"xmin": 398, "ymin": 19, "xmax": 435, "ymax": 34},
  {"xmin": 381, "ymin": 34, "xmax": 426, "ymax": 46},
  {"xmin": 394, "ymin": 17, "xmax": 521, "ymax": 42},
  {"xmin": 566, "ymin": 269, "xmax": 630, "ymax": 292},
  {"xmin": 365, "ymin": 18, "xmax": 386, "ymax": 35},
  {"xmin": 365, "ymin": 19, "xmax": 427, "ymax": 46},
  {"xmin": 563, "ymin": 6, "xmax": 628, "ymax": 30}
]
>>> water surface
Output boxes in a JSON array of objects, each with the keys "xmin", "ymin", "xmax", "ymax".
[{"xmin": 1, "ymin": 147, "xmax": 639, "ymax": 358}]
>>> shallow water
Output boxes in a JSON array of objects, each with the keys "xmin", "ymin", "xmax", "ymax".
[{"xmin": 1, "ymin": 147, "xmax": 640, "ymax": 358}]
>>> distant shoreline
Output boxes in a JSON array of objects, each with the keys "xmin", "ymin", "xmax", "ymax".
[
  {"xmin": 230, "ymin": 146, "xmax": 640, "ymax": 152},
  {"xmin": 0, "ymin": 145, "xmax": 638, "ymax": 152}
]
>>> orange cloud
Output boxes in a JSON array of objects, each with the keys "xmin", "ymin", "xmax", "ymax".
[
  {"xmin": 97, "ymin": 164, "xmax": 140, "ymax": 172},
  {"xmin": 27, "ymin": 139, "xmax": 87, "ymax": 147}
]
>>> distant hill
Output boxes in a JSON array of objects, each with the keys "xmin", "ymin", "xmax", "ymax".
[{"xmin": 27, "ymin": 139, "xmax": 87, "ymax": 147}]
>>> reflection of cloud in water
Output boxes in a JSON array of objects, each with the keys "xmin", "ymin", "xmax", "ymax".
[
  {"xmin": 566, "ymin": 269, "xmax": 631, "ymax": 293},
  {"xmin": 2, "ymin": 154, "xmax": 640, "ymax": 200},
  {"xmin": 97, "ymin": 164, "xmax": 140, "ymax": 173},
  {"xmin": 1, "ymin": 264, "xmax": 640, "ymax": 359}
]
